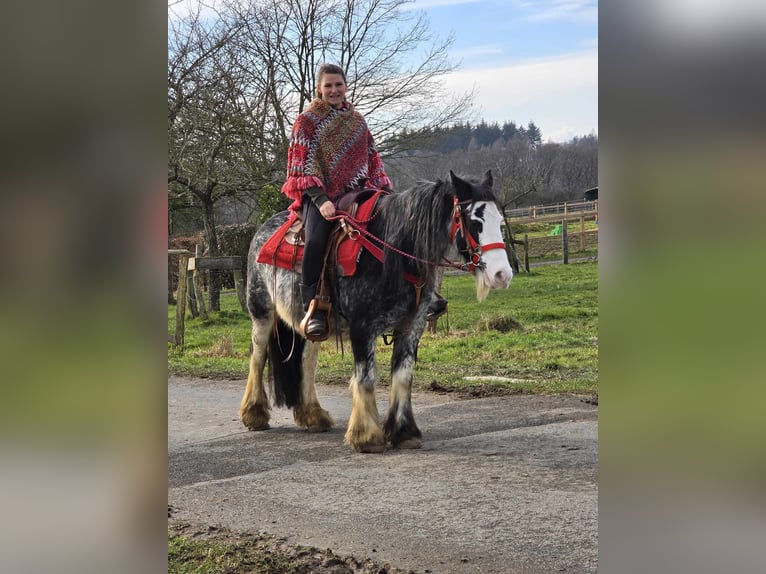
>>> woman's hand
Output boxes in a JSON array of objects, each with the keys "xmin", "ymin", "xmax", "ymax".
[{"xmin": 319, "ymin": 201, "xmax": 336, "ymax": 219}]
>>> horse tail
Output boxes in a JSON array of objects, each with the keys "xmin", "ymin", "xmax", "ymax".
[{"xmin": 268, "ymin": 318, "xmax": 305, "ymax": 409}]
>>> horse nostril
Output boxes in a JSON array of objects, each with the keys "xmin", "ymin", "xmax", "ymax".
[{"xmin": 495, "ymin": 270, "xmax": 508, "ymax": 283}]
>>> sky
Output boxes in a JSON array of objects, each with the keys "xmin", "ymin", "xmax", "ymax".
[{"xmin": 402, "ymin": 0, "xmax": 598, "ymax": 142}]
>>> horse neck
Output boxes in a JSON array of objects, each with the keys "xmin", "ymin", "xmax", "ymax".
[{"xmin": 375, "ymin": 182, "xmax": 453, "ymax": 282}]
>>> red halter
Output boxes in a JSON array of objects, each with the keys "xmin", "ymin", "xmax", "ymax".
[{"xmin": 449, "ymin": 196, "xmax": 507, "ymax": 273}]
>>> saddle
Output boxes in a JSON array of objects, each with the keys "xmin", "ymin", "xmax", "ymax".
[{"xmin": 256, "ymin": 188, "xmax": 385, "ymax": 277}]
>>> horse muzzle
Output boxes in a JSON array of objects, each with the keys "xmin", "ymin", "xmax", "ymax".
[{"xmin": 482, "ymin": 267, "xmax": 512, "ymax": 289}]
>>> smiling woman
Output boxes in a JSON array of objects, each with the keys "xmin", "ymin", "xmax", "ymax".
[{"xmin": 316, "ymin": 67, "xmax": 347, "ymax": 108}]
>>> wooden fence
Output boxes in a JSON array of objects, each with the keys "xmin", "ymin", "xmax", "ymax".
[
  {"xmin": 505, "ymin": 199, "xmax": 598, "ymax": 224},
  {"xmin": 168, "ymin": 249, "xmax": 247, "ymax": 347},
  {"xmin": 505, "ymin": 199, "xmax": 599, "ymax": 266}
]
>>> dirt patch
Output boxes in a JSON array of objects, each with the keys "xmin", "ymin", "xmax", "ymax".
[
  {"xmin": 169, "ymin": 517, "xmax": 418, "ymax": 574},
  {"xmin": 427, "ymin": 380, "xmax": 525, "ymax": 398},
  {"xmin": 427, "ymin": 380, "xmax": 599, "ymax": 403}
]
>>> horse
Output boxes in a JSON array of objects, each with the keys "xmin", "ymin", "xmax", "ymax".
[{"xmin": 239, "ymin": 170, "xmax": 513, "ymax": 452}]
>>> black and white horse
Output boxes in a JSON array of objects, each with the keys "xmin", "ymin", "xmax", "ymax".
[{"xmin": 239, "ymin": 170, "xmax": 512, "ymax": 452}]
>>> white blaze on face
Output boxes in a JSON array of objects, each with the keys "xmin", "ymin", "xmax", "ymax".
[{"xmin": 470, "ymin": 201, "xmax": 513, "ymax": 302}]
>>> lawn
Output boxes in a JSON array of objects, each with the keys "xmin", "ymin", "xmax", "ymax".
[{"xmin": 168, "ymin": 260, "xmax": 597, "ymax": 396}]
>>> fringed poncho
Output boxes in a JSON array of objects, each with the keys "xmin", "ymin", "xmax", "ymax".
[{"xmin": 281, "ymin": 98, "xmax": 391, "ymax": 209}]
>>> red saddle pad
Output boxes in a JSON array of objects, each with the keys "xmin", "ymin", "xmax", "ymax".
[{"xmin": 256, "ymin": 191, "xmax": 383, "ymax": 277}]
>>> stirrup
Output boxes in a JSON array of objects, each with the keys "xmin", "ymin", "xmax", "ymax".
[{"xmin": 300, "ymin": 297, "xmax": 331, "ymax": 341}]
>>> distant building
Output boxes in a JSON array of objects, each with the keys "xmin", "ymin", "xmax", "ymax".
[{"xmin": 584, "ymin": 187, "xmax": 598, "ymax": 201}]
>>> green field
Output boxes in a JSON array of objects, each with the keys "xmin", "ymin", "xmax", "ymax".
[{"xmin": 168, "ymin": 260, "xmax": 597, "ymax": 396}]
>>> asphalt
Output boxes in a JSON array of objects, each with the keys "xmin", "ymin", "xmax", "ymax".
[{"xmin": 168, "ymin": 376, "xmax": 598, "ymax": 573}]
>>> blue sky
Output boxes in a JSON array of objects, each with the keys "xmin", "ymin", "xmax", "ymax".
[{"xmin": 403, "ymin": 0, "xmax": 598, "ymax": 142}]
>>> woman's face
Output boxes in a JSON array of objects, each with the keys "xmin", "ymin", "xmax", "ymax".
[{"xmin": 318, "ymin": 73, "xmax": 347, "ymax": 108}]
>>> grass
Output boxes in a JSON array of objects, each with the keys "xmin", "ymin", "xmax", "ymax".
[
  {"xmin": 510, "ymin": 219, "xmax": 598, "ymax": 238},
  {"xmin": 168, "ymin": 526, "xmax": 403, "ymax": 573},
  {"xmin": 168, "ymin": 532, "xmax": 294, "ymax": 574},
  {"xmin": 169, "ymin": 260, "xmax": 598, "ymax": 395}
]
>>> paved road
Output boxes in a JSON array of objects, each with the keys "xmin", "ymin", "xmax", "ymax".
[{"xmin": 168, "ymin": 376, "xmax": 598, "ymax": 573}]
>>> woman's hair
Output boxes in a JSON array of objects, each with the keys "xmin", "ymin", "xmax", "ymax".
[{"xmin": 316, "ymin": 63, "xmax": 347, "ymax": 98}]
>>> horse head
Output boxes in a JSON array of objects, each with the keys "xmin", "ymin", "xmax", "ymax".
[{"xmin": 449, "ymin": 170, "xmax": 513, "ymax": 302}]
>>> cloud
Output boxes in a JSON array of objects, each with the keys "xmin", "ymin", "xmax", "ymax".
[
  {"xmin": 520, "ymin": 0, "xmax": 598, "ymax": 24},
  {"xmin": 447, "ymin": 50, "xmax": 597, "ymax": 107},
  {"xmin": 442, "ymin": 50, "xmax": 598, "ymax": 141},
  {"xmin": 451, "ymin": 44, "xmax": 505, "ymax": 59}
]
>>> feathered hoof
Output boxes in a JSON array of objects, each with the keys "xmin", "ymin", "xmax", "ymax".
[
  {"xmin": 345, "ymin": 429, "xmax": 387, "ymax": 453},
  {"xmin": 294, "ymin": 405, "xmax": 334, "ymax": 433},
  {"xmin": 394, "ymin": 437, "xmax": 422, "ymax": 450},
  {"xmin": 355, "ymin": 440, "xmax": 388, "ymax": 454},
  {"xmin": 240, "ymin": 404, "xmax": 270, "ymax": 431},
  {"xmin": 384, "ymin": 420, "xmax": 422, "ymax": 450},
  {"xmin": 307, "ymin": 422, "xmax": 332, "ymax": 433}
]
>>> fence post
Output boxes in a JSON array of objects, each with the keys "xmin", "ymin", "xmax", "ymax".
[
  {"xmin": 562, "ymin": 221, "xmax": 569, "ymax": 264},
  {"xmin": 174, "ymin": 253, "xmax": 189, "ymax": 347},
  {"xmin": 524, "ymin": 234, "xmax": 530, "ymax": 273},
  {"xmin": 580, "ymin": 215, "xmax": 586, "ymax": 251},
  {"xmin": 193, "ymin": 245, "xmax": 208, "ymax": 321},
  {"xmin": 186, "ymin": 257, "xmax": 198, "ymax": 318}
]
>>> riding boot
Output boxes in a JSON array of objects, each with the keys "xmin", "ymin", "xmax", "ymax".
[
  {"xmin": 300, "ymin": 282, "xmax": 328, "ymax": 340},
  {"xmin": 425, "ymin": 292, "xmax": 448, "ymax": 321}
]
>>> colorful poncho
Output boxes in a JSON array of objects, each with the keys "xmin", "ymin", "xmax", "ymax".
[{"xmin": 281, "ymin": 98, "xmax": 391, "ymax": 209}]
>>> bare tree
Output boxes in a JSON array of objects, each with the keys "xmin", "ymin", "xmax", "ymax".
[
  {"xmin": 168, "ymin": 7, "xmax": 262, "ymax": 309},
  {"xmin": 222, "ymin": 0, "xmax": 474, "ymax": 155}
]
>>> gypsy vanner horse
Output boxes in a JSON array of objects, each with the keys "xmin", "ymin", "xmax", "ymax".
[{"xmin": 239, "ymin": 170, "xmax": 513, "ymax": 452}]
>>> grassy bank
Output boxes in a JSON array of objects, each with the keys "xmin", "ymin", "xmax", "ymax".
[{"xmin": 168, "ymin": 260, "xmax": 597, "ymax": 396}]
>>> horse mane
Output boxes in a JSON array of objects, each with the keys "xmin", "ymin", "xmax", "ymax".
[{"xmin": 375, "ymin": 178, "xmax": 454, "ymax": 288}]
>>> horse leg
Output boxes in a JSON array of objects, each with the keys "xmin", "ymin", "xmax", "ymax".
[
  {"xmin": 239, "ymin": 318, "xmax": 271, "ymax": 430},
  {"xmin": 344, "ymin": 333, "xmax": 386, "ymax": 453},
  {"xmin": 293, "ymin": 341, "xmax": 334, "ymax": 432},
  {"xmin": 383, "ymin": 328, "xmax": 423, "ymax": 449}
]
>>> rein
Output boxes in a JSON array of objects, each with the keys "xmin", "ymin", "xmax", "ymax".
[
  {"xmin": 329, "ymin": 194, "xmax": 505, "ymax": 276},
  {"xmin": 330, "ymin": 212, "xmax": 424, "ymax": 284}
]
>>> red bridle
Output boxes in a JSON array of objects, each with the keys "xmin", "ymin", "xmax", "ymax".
[{"xmin": 449, "ymin": 196, "xmax": 507, "ymax": 273}]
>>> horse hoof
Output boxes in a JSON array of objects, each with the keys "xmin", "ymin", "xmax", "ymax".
[
  {"xmin": 356, "ymin": 442, "xmax": 388, "ymax": 454},
  {"xmin": 240, "ymin": 408, "xmax": 271, "ymax": 431},
  {"xmin": 346, "ymin": 432, "xmax": 387, "ymax": 453},
  {"xmin": 395, "ymin": 437, "xmax": 422, "ymax": 450},
  {"xmin": 239, "ymin": 404, "xmax": 270, "ymax": 430},
  {"xmin": 294, "ymin": 407, "xmax": 334, "ymax": 432}
]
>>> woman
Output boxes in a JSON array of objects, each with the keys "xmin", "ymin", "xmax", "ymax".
[{"xmin": 281, "ymin": 63, "xmax": 446, "ymax": 340}]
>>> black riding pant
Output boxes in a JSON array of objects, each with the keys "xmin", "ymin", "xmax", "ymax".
[{"xmin": 301, "ymin": 196, "xmax": 333, "ymax": 286}]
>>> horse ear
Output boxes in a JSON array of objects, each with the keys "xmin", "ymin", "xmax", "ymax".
[
  {"xmin": 482, "ymin": 170, "xmax": 493, "ymax": 187},
  {"xmin": 449, "ymin": 170, "xmax": 472, "ymax": 202}
]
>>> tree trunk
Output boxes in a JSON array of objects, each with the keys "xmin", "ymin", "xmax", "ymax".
[{"xmin": 201, "ymin": 195, "xmax": 222, "ymax": 311}]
